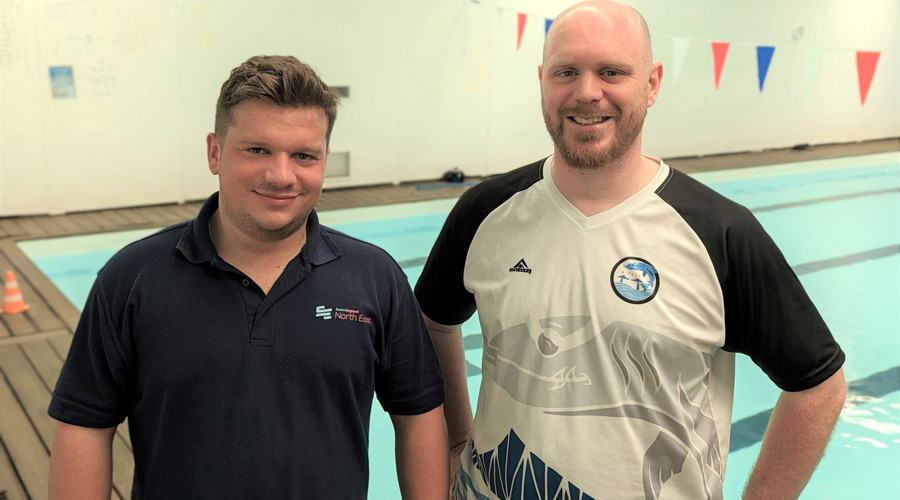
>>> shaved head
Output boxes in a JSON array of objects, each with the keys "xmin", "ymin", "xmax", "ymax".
[
  {"xmin": 538, "ymin": 0, "xmax": 662, "ymax": 171},
  {"xmin": 544, "ymin": 0, "xmax": 653, "ymax": 69}
]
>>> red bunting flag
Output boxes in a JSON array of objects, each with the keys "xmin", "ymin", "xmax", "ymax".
[
  {"xmin": 517, "ymin": 13, "xmax": 527, "ymax": 50},
  {"xmin": 711, "ymin": 42, "xmax": 730, "ymax": 89},
  {"xmin": 856, "ymin": 51, "xmax": 881, "ymax": 106}
]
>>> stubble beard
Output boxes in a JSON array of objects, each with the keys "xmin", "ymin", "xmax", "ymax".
[
  {"xmin": 221, "ymin": 199, "xmax": 309, "ymax": 244},
  {"xmin": 542, "ymin": 98, "xmax": 647, "ymax": 171}
]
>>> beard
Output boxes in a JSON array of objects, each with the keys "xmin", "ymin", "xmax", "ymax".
[
  {"xmin": 220, "ymin": 194, "xmax": 310, "ymax": 243},
  {"xmin": 542, "ymin": 98, "xmax": 647, "ymax": 171}
]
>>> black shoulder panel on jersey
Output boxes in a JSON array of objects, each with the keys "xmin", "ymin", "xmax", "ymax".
[
  {"xmin": 657, "ymin": 168, "xmax": 844, "ymax": 391},
  {"xmin": 415, "ymin": 159, "xmax": 545, "ymax": 326},
  {"xmin": 655, "ymin": 168, "xmax": 750, "ymax": 290}
]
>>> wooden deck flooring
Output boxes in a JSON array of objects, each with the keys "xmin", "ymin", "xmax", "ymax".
[{"xmin": 0, "ymin": 138, "xmax": 896, "ymax": 499}]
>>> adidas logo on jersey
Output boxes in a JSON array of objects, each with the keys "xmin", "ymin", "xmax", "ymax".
[{"xmin": 509, "ymin": 259, "xmax": 532, "ymax": 274}]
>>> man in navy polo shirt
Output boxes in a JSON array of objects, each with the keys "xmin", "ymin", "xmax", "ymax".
[{"xmin": 48, "ymin": 55, "xmax": 448, "ymax": 499}]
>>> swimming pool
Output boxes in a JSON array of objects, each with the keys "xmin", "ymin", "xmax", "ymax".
[{"xmin": 19, "ymin": 152, "xmax": 900, "ymax": 498}]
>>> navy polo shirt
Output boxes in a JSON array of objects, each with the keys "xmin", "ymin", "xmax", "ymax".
[{"xmin": 50, "ymin": 193, "xmax": 445, "ymax": 499}]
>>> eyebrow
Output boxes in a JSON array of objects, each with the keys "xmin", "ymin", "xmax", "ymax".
[
  {"xmin": 233, "ymin": 138, "xmax": 326, "ymax": 155},
  {"xmin": 546, "ymin": 59, "xmax": 634, "ymax": 71}
]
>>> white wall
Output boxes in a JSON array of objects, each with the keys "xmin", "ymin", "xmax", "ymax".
[{"xmin": 1, "ymin": 0, "xmax": 897, "ymax": 216}]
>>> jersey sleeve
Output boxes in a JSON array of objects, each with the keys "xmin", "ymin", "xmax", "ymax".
[
  {"xmin": 414, "ymin": 188, "xmax": 482, "ymax": 326},
  {"xmin": 721, "ymin": 213, "xmax": 845, "ymax": 391},
  {"xmin": 415, "ymin": 160, "xmax": 546, "ymax": 326},
  {"xmin": 48, "ymin": 276, "xmax": 132, "ymax": 427},
  {"xmin": 659, "ymin": 169, "xmax": 844, "ymax": 392}
]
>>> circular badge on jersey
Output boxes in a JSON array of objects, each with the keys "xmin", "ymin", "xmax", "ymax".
[{"xmin": 610, "ymin": 257, "xmax": 660, "ymax": 304}]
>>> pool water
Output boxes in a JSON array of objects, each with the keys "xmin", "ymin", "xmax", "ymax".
[{"xmin": 19, "ymin": 152, "xmax": 900, "ymax": 498}]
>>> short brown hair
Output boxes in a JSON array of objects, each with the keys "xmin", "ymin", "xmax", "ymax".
[{"xmin": 214, "ymin": 55, "xmax": 340, "ymax": 145}]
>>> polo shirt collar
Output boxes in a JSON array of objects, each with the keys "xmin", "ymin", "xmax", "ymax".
[{"xmin": 176, "ymin": 192, "xmax": 341, "ymax": 268}]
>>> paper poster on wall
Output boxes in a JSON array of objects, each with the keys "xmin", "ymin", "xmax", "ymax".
[{"xmin": 49, "ymin": 65, "xmax": 76, "ymax": 98}]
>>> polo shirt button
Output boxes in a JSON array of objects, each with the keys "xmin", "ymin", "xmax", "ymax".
[{"xmin": 241, "ymin": 279, "xmax": 250, "ymax": 287}]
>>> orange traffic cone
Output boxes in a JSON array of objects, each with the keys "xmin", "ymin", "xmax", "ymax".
[{"xmin": 2, "ymin": 270, "xmax": 30, "ymax": 314}]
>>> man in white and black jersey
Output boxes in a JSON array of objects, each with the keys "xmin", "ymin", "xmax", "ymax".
[{"xmin": 415, "ymin": 1, "xmax": 847, "ymax": 499}]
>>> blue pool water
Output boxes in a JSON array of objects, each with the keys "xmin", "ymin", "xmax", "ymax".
[{"xmin": 19, "ymin": 152, "xmax": 900, "ymax": 498}]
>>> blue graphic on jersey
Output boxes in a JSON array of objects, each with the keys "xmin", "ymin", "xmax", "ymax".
[
  {"xmin": 459, "ymin": 471, "xmax": 492, "ymax": 500},
  {"xmin": 611, "ymin": 257, "xmax": 660, "ymax": 304},
  {"xmin": 483, "ymin": 318, "xmax": 725, "ymax": 499},
  {"xmin": 624, "ymin": 262, "xmax": 656, "ymax": 290},
  {"xmin": 469, "ymin": 429, "xmax": 595, "ymax": 500}
]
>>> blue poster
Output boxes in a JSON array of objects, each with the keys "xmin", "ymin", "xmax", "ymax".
[{"xmin": 49, "ymin": 66, "xmax": 76, "ymax": 98}]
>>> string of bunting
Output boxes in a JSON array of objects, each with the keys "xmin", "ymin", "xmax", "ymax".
[{"xmin": 510, "ymin": 10, "xmax": 884, "ymax": 106}]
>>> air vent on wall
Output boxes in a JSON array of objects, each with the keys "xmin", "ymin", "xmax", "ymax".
[{"xmin": 326, "ymin": 151, "xmax": 350, "ymax": 178}]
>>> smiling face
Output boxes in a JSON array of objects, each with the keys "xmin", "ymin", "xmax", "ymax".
[
  {"xmin": 206, "ymin": 99, "xmax": 329, "ymax": 244},
  {"xmin": 539, "ymin": 1, "xmax": 661, "ymax": 171}
]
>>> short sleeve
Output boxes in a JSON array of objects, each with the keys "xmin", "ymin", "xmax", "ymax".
[
  {"xmin": 375, "ymin": 267, "xmax": 445, "ymax": 415},
  {"xmin": 721, "ymin": 215, "xmax": 845, "ymax": 391},
  {"xmin": 48, "ymin": 277, "xmax": 132, "ymax": 427},
  {"xmin": 415, "ymin": 190, "xmax": 480, "ymax": 326}
]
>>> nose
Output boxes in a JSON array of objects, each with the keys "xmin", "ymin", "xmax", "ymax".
[
  {"xmin": 264, "ymin": 153, "xmax": 296, "ymax": 188},
  {"xmin": 573, "ymin": 73, "xmax": 604, "ymax": 103}
]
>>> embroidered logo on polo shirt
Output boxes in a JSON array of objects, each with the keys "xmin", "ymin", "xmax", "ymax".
[
  {"xmin": 315, "ymin": 305, "xmax": 333, "ymax": 320},
  {"xmin": 315, "ymin": 305, "xmax": 373, "ymax": 324},
  {"xmin": 610, "ymin": 257, "xmax": 660, "ymax": 304},
  {"xmin": 509, "ymin": 259, "xmax": 532, "ymax": 274}
]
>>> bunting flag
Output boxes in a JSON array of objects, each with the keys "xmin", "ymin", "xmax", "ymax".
[
  {"xmin": 711, "ymin": 42, "xmax": 730, "ymax": 89},
  {"xmin": 756, "ymin": 46, "xmax": 775, "ymax": 92},
  {"xmin": 501, "ymin": 12, "xmax": 884, "ymax": 106},
  {"xmin": 670, "ymin": 37, "xmax": 690, "ymax": 85},
  {"xmin": 802, "ymin": 48, "xmax": 824, "ymax": 97},
  {"xmin": 856, "ymin": 51, "xmax": 881, "ymax": 106},
  {"xmin": 517, "ymin": 12, "xmax": 527, "ymax": 50}
]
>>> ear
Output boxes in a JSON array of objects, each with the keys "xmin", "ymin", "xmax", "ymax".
[
  {"xmin": 206, "ymin": 133, "xmax": 221, "ymax": 175},
  {"xmin": 646, "ymin": 61, "xmax": 663, "ymax": 107},
  {"xmin": 537, "ymin": 64, "xmax": 544, "ymax": 83}
]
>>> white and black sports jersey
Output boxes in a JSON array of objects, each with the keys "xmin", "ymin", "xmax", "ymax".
[{"xmin": 415, "ymin": 157, "xmax": 844, "ymax": 500}]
